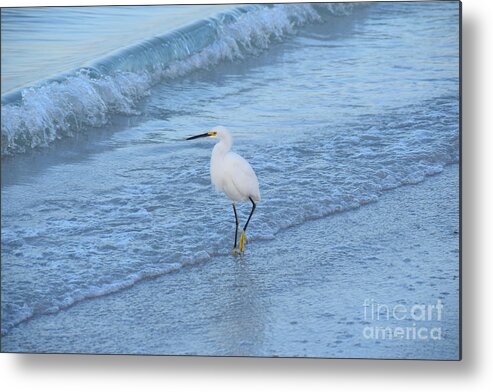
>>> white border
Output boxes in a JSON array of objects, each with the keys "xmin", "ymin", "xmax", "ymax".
[{"xmin": 1, "ymin": 0, "xmax": 492, "ymax": 390}]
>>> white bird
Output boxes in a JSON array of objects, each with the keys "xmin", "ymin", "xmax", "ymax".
[{"xmin": 186, "ymin": 126, "xmax": 260, "ymax": 254}]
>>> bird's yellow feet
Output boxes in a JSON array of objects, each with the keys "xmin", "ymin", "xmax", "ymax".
[
  {"xmin": 239, "ymin": 230, "xmax": 247, "ymax": 253},
  {"xmin": 232, "ymin": 247, "xmax": 238, "ymax": 256}
]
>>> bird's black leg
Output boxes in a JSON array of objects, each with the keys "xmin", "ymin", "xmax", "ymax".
[
  {"xmin": 239, "ymin": 197, "xmax": 256, "ymax": 253},
  {"xmin": 243, "ymin": 197, "xmax": 256, "ymax": 233},
  {"xmin": 233, "ymin": 203, "xmax": 239, "ymax": 252}
]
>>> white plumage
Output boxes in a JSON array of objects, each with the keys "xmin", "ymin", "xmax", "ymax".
[
  {"xmin": 210, "ymin": 126, "xmax": 260, "ymax": 202},
  {"xmin": 187, "ymin": 126, "xmax": 260, "ymax": 254}
]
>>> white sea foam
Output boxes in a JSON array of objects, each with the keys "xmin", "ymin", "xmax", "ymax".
[
  {"xmin": 1, "ymin": 3, "xmax": 354, "ymax": 156},
  {"xmin": 1, "ymin": 2, "xmax": 459, "ymax": 339}
]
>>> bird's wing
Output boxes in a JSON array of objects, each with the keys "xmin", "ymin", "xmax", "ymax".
[{"xmin": 224, "ymin": 152, "xmax": 261, "ymax": 201}]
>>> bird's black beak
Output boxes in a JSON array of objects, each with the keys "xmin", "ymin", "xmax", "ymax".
[{"xmin": 186, "ymin": 132, "xmax": 210, "ymax": 140}]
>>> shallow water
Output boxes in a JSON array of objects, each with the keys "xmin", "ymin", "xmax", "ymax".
[
  {"xmin": 2, "ymin": 165, "xmax": 459, "ymax": 358},
  {"xmin": 1, "ymin": 1, "xmax": 459, "ymax": 354}
]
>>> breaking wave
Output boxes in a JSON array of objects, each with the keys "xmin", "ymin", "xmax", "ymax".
[{"xmin": 1, "ymin": 3, "xmax": 356, "ymax": 156}]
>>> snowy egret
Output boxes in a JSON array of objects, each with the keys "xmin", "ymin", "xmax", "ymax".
[{"xmin": 186, "ymin": 126, "xmax": 260, "ymax": 254}]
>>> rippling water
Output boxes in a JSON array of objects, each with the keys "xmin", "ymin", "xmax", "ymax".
[
  {"xmin": 1, "ymin": 2, "xmax": 459, "ymax": 338},
  {"xmin": 0, "ymin": 5, "xmax": 233, "ymax": 93}
]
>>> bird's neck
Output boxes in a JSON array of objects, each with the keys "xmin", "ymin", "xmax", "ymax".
[
  {"xmin": 212, "ymin": 138, "xmax": 232, "ymax": 160},
  {"xmin": 210, "ymin": 140, "xmax": 231, "ymax": 191}
]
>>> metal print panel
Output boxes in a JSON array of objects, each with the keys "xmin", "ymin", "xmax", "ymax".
[{"xmin": 0, "ymin": 1, "xmax": 461, "ymax": 359}]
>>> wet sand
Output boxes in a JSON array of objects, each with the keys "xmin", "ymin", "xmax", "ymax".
[{"xmin": 1, "ymin": 165, "xmax": 459, "ymax": 359}]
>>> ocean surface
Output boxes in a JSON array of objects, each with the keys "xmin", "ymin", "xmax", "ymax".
[{"xmin": 1, "ymin": 2, "xmax": 459, "ymax": 357}]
